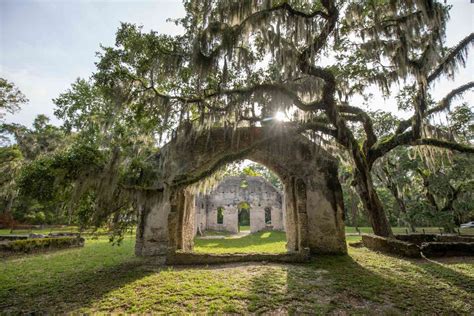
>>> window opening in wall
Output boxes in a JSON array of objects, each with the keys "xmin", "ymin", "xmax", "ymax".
[
  {"xmin": 217, "ymin": 207, "xmax": 224, "ymax": 224},
  {"xmin": 265, "ymin": 207, "xmax": 272, "ymax": 225}
]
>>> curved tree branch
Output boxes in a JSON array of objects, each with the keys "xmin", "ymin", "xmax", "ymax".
[
  {"xmin": 395, "ymin": 81, "xmax": 474, "ymax": 136},
  {"xmin": 426, "ymin": 81, "xmax": 474, "ymax": 116},
  {"xmin": 369, "ymin": 130, "xmax": 474, "ymax": 165},
  {"xmin": 410, "ymin": 138, "xmax": 474, "ymax": 153},
  {"xmin": 427, "ymin": 32, "xmax": 474, "ymax": 83}
]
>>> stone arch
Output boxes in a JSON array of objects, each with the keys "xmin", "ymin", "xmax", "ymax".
[{"xmin": 135, "ymin": 125, "xmax": 347, "ymax": 257}]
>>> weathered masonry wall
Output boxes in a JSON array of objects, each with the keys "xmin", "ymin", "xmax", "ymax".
[
  {"xmin": 195, "ymin": 176, "xmax": 285, "ymax": 234},
  {"xmin": 135, "ymin": 126, "xmax": 347, "ymax": 258}
]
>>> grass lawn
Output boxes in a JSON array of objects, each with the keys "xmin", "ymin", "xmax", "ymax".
[
  {"xmin": 194, "ymin": 231, "xmax": 287, "ymax": 254},
  {"xmin": 198, "ymin": 229, "xmax": 232, "ymax": 237},
  {"xmin": 1, "ymin": 233, "xmax": 473, "ymax": 314}
]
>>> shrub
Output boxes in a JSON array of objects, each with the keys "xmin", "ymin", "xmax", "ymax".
[{"xmin": 0, "ymin": 237, "xmax": 84, "ymax": 254}]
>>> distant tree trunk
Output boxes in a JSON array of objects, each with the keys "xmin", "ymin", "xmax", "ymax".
[
  {"xmin": 4, "ymin": 195, "xmax": 15, "ymax": 231},
  {"xmin": 418, "ymin": 169, "xmax": 463, "ymax": 233},
  {"xmin": 379, "ymin": 167, "xmax": 416, "ymax": 232},
  {"xmin": 394, "ymin": 196, "xmax": 415, "ymax": 232},
  {"xmin": 441, "ymin": 186, "xmax": 462, "ymax": 233},
  {"xmin": 349, "ymin": 189, "xmax": 359, "ymax": 228}
]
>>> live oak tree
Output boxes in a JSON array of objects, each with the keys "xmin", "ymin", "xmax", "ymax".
[
  {"xmin": 122, "ymin": 0, "xmax": 472, "ymax": 236},
  {"xmin": 16, "ymin": 1, "xmax": 473, "ymax": 237}
]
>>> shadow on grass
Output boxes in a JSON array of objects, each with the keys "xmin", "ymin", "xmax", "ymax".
[
  {"xmin": 245, "ymin": 254, "xmax": 472, "ymax": 314},
  {"xmin": 415, "ymin": 257, "xmax": 474, "ymax": 293},
  {"xmin": 2, "ymin": 238, "xmax": 471, "ymax": 314},
  {"xmin": 354, "ymin": 247, "xmax": 474, "ymax": 294},
  {"xmin": 1, "ymin": 259, "xmax": 153, "ymax": 313},
  {"xmin": 0, "ymin": 240, "xmax": 154, "ymax": 313}
]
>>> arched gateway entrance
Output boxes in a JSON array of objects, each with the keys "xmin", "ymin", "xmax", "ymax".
[{"xmin": 135, "ymin": 125, "xmax": 347, "ymax": 257}]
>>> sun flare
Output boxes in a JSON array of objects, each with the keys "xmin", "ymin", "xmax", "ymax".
[{"xmin": 274, "ymin": 111, "xmax": 285, "ymax": 121}]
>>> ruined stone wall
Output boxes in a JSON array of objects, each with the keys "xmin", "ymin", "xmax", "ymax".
[
  {"xmin": 135, "ymin": 126, "xmax": 347, "ymax": 257},
  {"xmin": 195, "ymin": 176, "xmax": 284, "ymax": 234}
]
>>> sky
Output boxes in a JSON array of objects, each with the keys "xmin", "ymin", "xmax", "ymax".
[{"xmin": 0, "ymin": 0, "xmax": 473, "ymax": 128}]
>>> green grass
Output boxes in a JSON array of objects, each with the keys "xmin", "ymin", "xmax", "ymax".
[
  {"xmin": 199, "ymin": 229, "xmax": 232, "ymax": 237},
  {"xmin": 194, "ymin": 231, "xmax": 287, "ymax": 254},
  {"xmin": 239, "ymin": 225, "xmax": 250, "ymax": 231},
  {"xmin": 1, "ymin": 234, "xmax": 472, "ymax": 313}
]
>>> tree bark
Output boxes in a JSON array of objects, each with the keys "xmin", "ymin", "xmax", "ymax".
[{"xmin": 354, "ymin": 167, "xmax": 393, "ymax": 237}]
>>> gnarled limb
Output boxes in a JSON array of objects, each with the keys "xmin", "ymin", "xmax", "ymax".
[
  {"xmin": 428, "ymin": 33, "xmax": 474, "ymax": 83},
  {"xmin": 426, "ymin": 81, "xmax": 474, "ymax": 117}
]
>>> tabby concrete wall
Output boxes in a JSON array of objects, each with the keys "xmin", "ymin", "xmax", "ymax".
[
  {"xmin": 135, "ymin": 126, "xmax": 347, "ymax": 257},
  {"xmin": 195, "ymin": 176, "xmax": 284, "ymax": 234}
]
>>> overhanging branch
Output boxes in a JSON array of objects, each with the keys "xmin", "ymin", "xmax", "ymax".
[
  {"xmin": 427, "ymin": 32, "xmax": 474, "ymax": 83},
  {"xmin": 411, "ymin": 138, "xmax": 474, "ymax": 153},
  {"xmin": 426, "ymin": 81, "xmax": 474, "ymax": 116}
]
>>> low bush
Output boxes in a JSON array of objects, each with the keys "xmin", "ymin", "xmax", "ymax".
[{"xmin": 0, "ymin": 237, "xmax": 84, "ymax": 254}]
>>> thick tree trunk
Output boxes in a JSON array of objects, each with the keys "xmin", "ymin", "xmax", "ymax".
[{"xmin": 354, "ymin": 167, "xmax": 393, "ymax": 237}]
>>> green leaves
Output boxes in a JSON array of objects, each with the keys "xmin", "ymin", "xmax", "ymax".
[
  {"xmin": 0, "ymin": 77, "xmax": 28, "ymax": 122},
  {"xmin": 18, "ymin": 142, "xmax": 106, "ymax": 202}
]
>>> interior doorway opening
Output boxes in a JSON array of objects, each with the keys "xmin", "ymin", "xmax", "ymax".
[{"xmin": 238, "ymin": 201, "xmax": 250, "ymax": 232}]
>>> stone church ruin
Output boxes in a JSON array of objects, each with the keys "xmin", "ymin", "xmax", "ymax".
[
  {"xmin": 135, "ymin": 125, "xmax": 347, "ymax": 259},
  {"xmin": 195, "ymin": 176, "xmax": 285, "ymax": 235}
]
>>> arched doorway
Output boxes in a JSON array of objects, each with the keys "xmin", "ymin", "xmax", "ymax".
[{"xmin": 134, "ymin": 126, "xmax": 347, "ymax": 257}]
